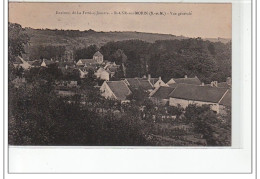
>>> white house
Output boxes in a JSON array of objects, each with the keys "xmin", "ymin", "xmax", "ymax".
[
  {"xmin": 95, "ymin": 67, "xmax": 110, "ymax": 81},
  {"xmin": 149, "ymin": 76, "xmax": 168, "ymax": 88},
  {"xmin": 168, "ymin": 83, "xmax": 229, "ymax": 113},
  {"xmin": 93, "ymin": 51, "xmax": 103, "ymax": 64},
  {"xmin": 79, "ymin": 69, "xmax": 88, "ymax": 78},
  {"xmin": 76, "ymin": 51, "xmax": 104, "ymax": 66},
  {"xmin": 100, "ymin": 81, "xmax": 132, "ymax": 102}
]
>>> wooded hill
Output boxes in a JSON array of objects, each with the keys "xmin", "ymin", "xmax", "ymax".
[
  {"xmin": 23, "ymin": 27, "xmax": 230, "ymax": 52},
  {"xmin": 10, "ymin": 23, "xmax": 231, "ymax": 83}
]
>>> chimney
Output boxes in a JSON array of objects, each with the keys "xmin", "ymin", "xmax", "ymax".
[
  {"xmin": 65, "ymin": 65, "xmax": 68, "ymax": 69},
  {"xmin": 143, "ymin": 75, "xmax": 147, "ymax": 79},
  {"xmin": 148, "ymin": 74, "xmax": 151, "ymax": 80},
  {"xmin": 159, "ymin": 76, "xmax": 161, "ymax": 80},
  {"xmin": 211, "ymin": 81, "xmax": 214, "ymax": 87},
  {"xmin": 184, "ymin": 75, "xmax": 187, "ymax": 78},
  {"xmin": 201, "ymin": 82, "xmax": 204, "ymax": 86}
]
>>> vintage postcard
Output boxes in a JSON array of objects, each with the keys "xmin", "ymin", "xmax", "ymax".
[{"xmin": 8, "ymin": 2, "xmax": 232, "ymax": 147}]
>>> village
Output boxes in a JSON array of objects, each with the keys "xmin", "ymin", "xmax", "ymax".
[
  {"xmin": 12, "ymin": 50, "xmax": 231, "ymax": 114},
  {"xmin": 9, "ymin": 48, "xmax": 232, "ymax": 146}
]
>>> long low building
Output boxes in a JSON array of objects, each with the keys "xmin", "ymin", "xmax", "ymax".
[
  {"xmin": 168, "ymin": 83, "xmax": 230, "ymax": 114},
  {"xmin": 150, "ymin": 86, "xmax": 176, "ymax": 106}
]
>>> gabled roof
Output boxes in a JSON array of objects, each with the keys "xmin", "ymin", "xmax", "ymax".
[
  {"xmin": 219, "ymin": 90, "xmax": 231, "ymax": 107},
  {"xmin": 93, "ymin": 51, "xmax": 103, "ymax": 57},
  {"xmin": 172, "ymin": 77, "xmax": 201, "ymax": 85},
  {"xmin": 169, "ymin": 83, "xmax": 228, "ymax": 103},
  {"xmin": 106, "ymin": 81, "xmax": 131, "ymax": 101},
  {"xmin": 43, "ymin": 59, "xmax": 55, "ymax": 66},
  {"xmin": 125, "ymin": 78, "xmax": 153, "ymax": 91},
  {"xmin": 139, "ymin": 80, "xmax": 153, "ymax": 90},
  {"xmin": 151, "ymin": 86, "xmax": 175, "ymax": 99},
  {"xmin": 168, "ymin": 83, "xmax": 178, "ymax": 88}
]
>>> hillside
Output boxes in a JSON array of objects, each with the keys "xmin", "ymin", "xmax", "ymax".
[{"xmin": 24, "ymin": 27, "xmax": 230, "ymax": 51}]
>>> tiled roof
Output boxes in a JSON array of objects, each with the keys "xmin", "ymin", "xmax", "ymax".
[
  {"xmin": 168, "ymin": 83, "xmax": 178, "ymax": 88},
  {"xmin": 151, "ymin": 86, "xmax": 175, "ymax": 99},
  {"xmin": 172, "ymin": 77, "xmax": 201, "ymax": 85},
  {"xmin": 125, "ymin": 78, "xmax": 153, "ymax": 91},
  {"xmin": 93, "ymin": 51, "xmax": 103, "ymax": 57},
  {"xmin": 125, "ymin": 78, "xmax": 140, "ymax": 89},
  {"xmin": 139, "ymin": 80, "xmax": 153, "ymax": 90},
  {"xmin": 169, "ymin": 83, "xmax": 228, "ymax": 103},
  {"xmin": 219, "ymin": 90, "xmax": 231, "ymax": 107},
  {"xmin": 106, "ymin": 81, "xmax": 131, "ymax": 101}
]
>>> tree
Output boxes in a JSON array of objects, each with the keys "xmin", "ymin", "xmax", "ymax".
[
  {"xmin": 184, "ymin": 104, "xmax": 219, "ymax": 146},
  {"xmin": 8, "ymin": 23, "xmax": 30, "ymax": 62},
  {"xmin": 8, "ymin": 23, "xmax": 30, "ymax": 81},
  {"xmin": 74, "ymin": 45, "xmax": 99, "ymax": 61},
  {"xmin": 112, "ymin": 49, "xmax": 127, "ymax": 64},
  {"xmin": 167, "ymin": 105, "xmax": 184, "ymax": 118}
]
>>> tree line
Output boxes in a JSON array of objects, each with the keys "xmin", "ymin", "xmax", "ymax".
[{"xmin": 74, "ymin": 38, "xmax": 231, "ymax": 83}]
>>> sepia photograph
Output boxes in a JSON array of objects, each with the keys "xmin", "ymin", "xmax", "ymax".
[{"xmin": 8, "ymin": 2, "xmax": 232, "ymax": 147}]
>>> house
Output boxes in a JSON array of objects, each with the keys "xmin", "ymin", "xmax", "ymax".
[
  {"xmin": 93, "ymin": 51, "xmax": 104, "ymax": 64},
  {"xmin": 76, "ymin": 51, "xmax": 104, "ymax": 66},
  {"xmin": 149, "ymin": 86, "xmax": 175, "ymax": 106},
  {"xmin": 79, "ymin": 69, "xmax": 88, "ymax": 78},
  {"xmin": 124, "ymin": 78, "xmax": 153, "ymax": 92},
  {"xmin": 41, "ymin": 59, "xmax": 55, "ymax": 67},
  {"xmin": 168, "ymin": 83, "xmax": 230, "ymax": 113},
  {"xmin": 100, "ymin": 81, "xmax": 132, "ymax": 102},
  {"xmin": 13, "ymin": 56, "xmax": 31, "ymax": 70},
  {"xmin": 167, "ymin": 75, "xmax": 202, "ymax": 86},
  {"xmin": 148, "ymin": 76, "xmax": 167, "ymax": 88},
  {"xmin": 95, "ymin": 67, "xmax": 110, "ymax": 81}
]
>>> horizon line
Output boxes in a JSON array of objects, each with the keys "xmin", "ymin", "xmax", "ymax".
[{"xmin": 9, "ymin": 21, "xmax": 232, "ymax": 40}]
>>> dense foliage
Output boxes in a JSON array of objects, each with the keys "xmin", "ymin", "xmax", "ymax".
[
  {"xmin": 28, "ymin": 45, "xmax": 66, "ymax": 61},
  {"xmin": 98, "ymin": 39, "xmax": 231, "ymax": 83}
]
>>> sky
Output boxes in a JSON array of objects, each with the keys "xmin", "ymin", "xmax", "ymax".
[{"xmin": 9, "ymin": 3, "xmax": 232, "ymax": 38}]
